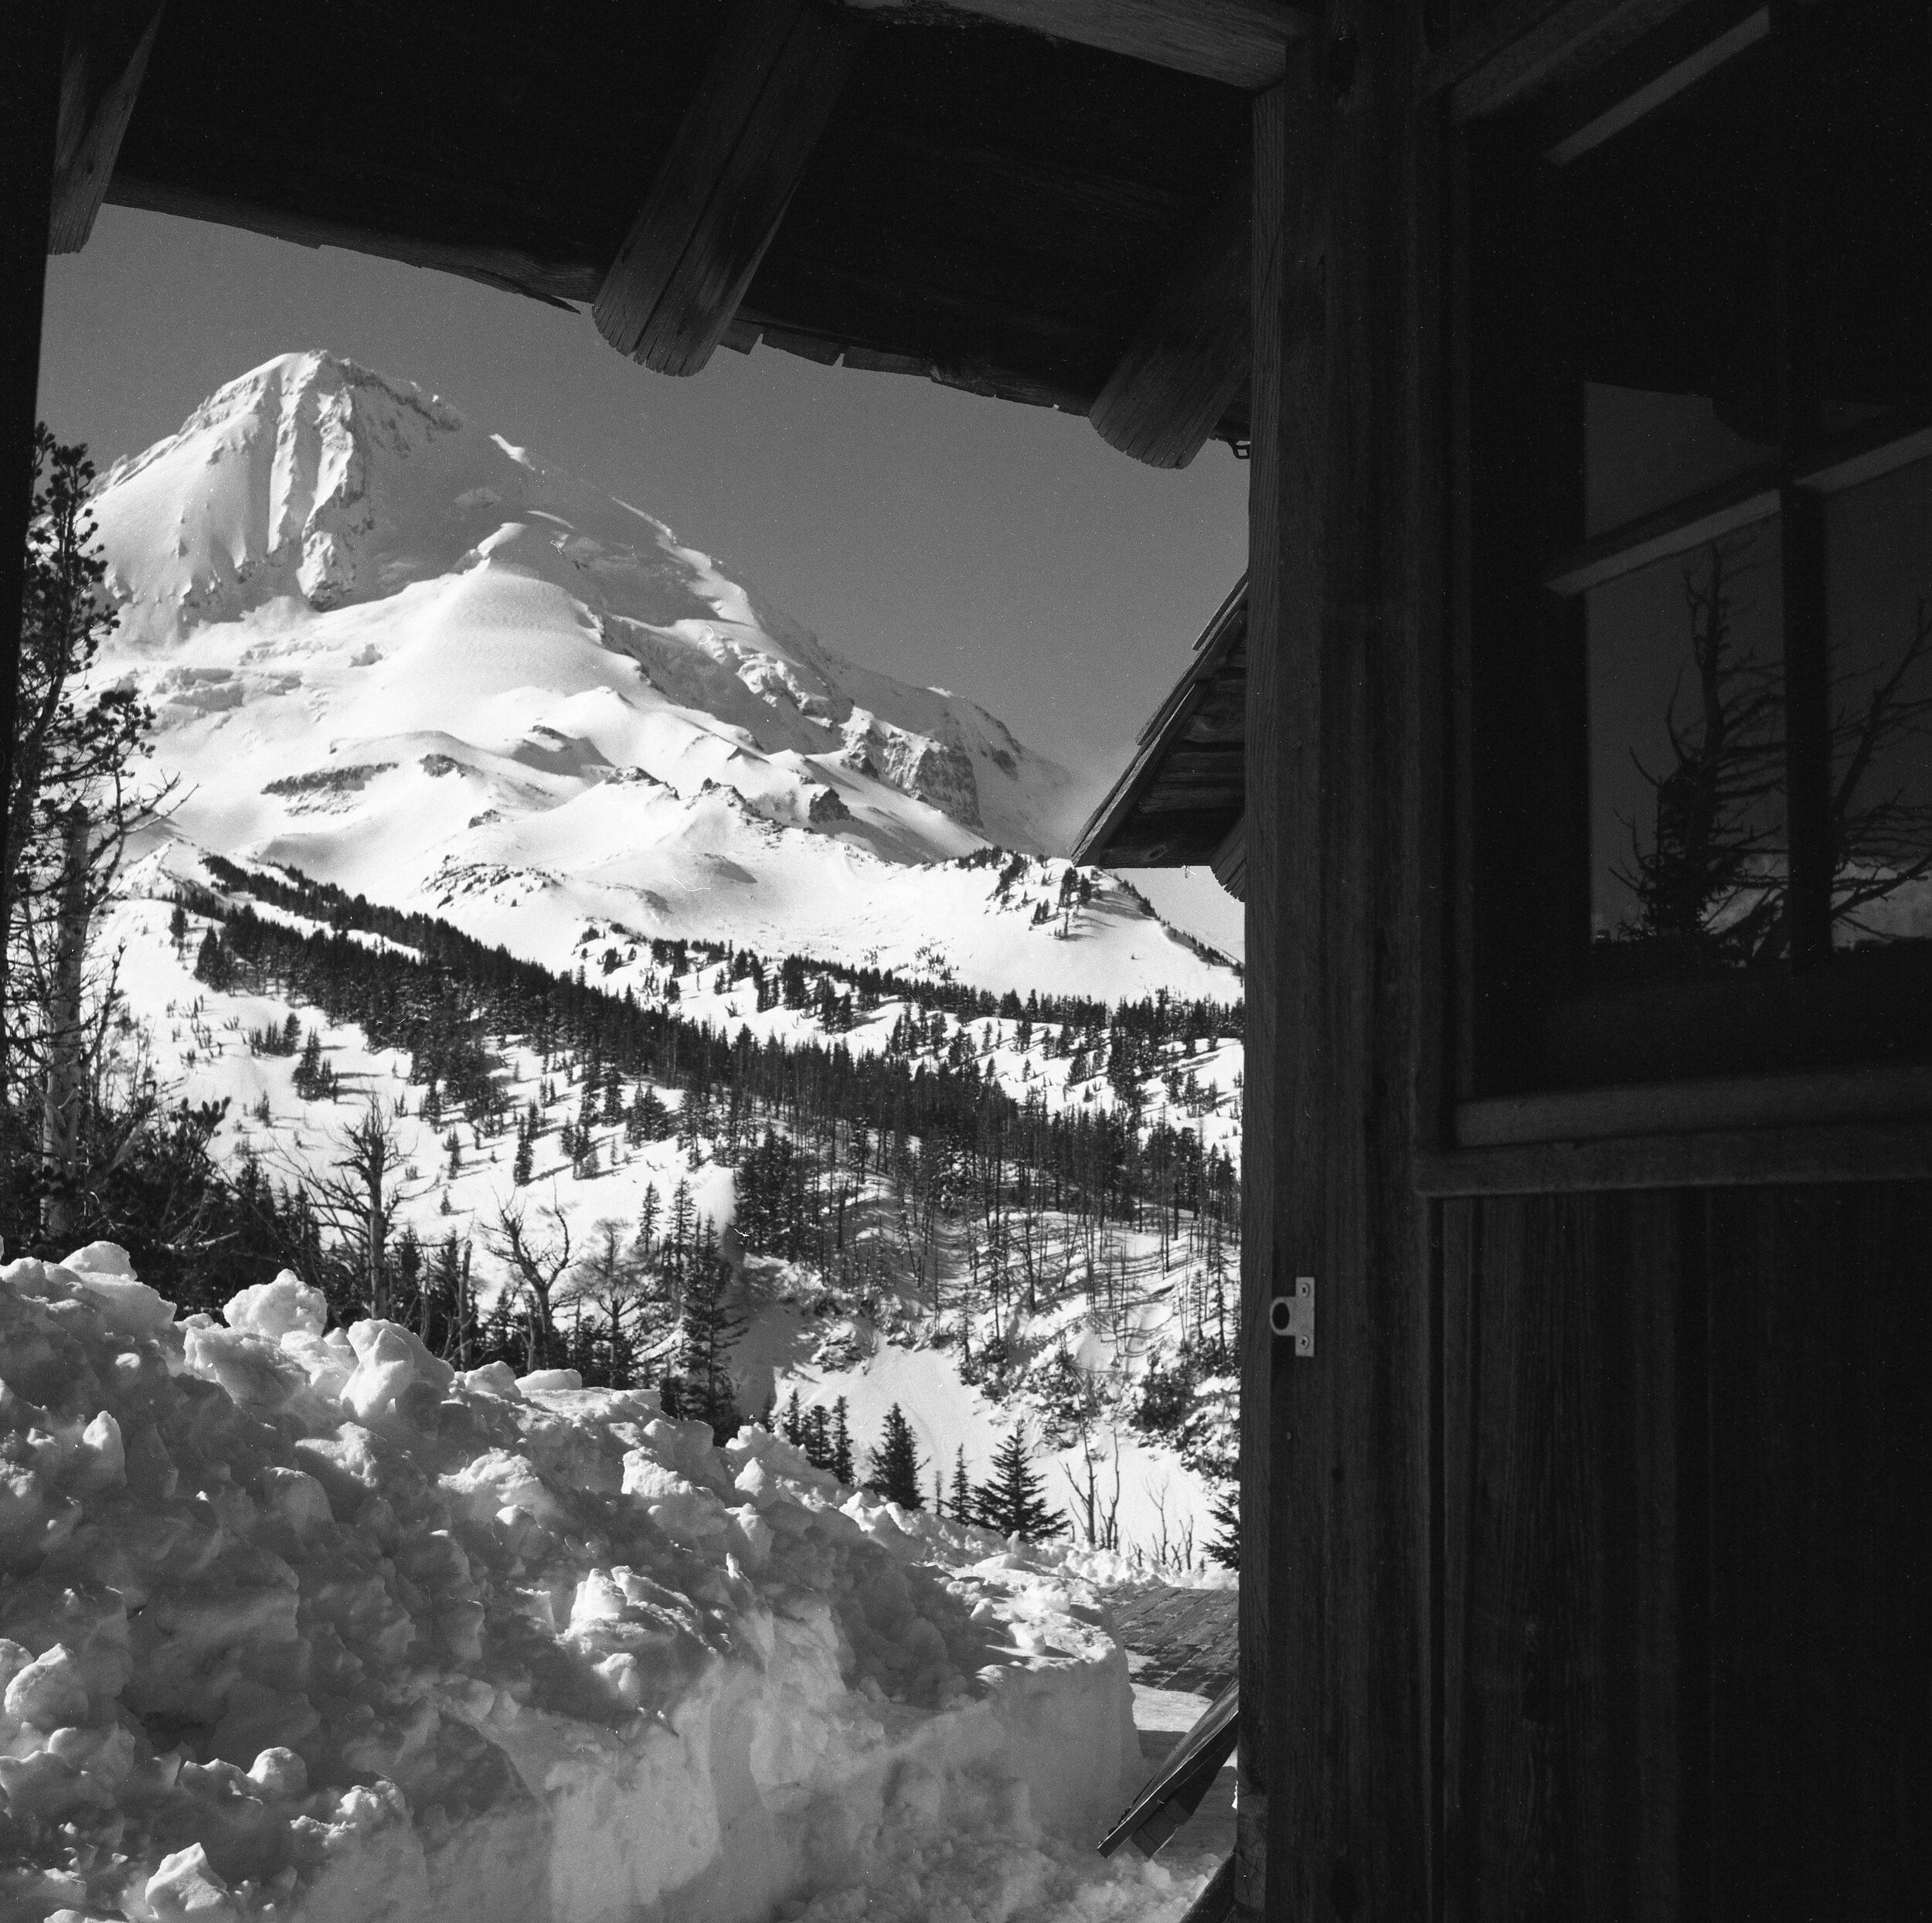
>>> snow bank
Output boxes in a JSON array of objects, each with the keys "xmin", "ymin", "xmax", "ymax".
[{"xmin": 0, "ymin": 1247, "xmax": 1178, "ymax": 1923}]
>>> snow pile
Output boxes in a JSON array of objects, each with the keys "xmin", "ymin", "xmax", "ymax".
[{"xmin": 0, "ymin": 1245, "xmax": 1194, "ymax": 1923}]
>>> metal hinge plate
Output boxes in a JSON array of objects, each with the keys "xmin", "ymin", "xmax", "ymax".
[{"xmin": 1270, "ymin": 1275, "xmax": 1315, "ymax": 1356}]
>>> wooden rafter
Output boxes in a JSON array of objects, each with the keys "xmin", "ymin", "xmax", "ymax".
[
  {"xmin": 49, "ymin": 0, "xmax": 165, "ymax": 254},
  {"xmin": 594, "ymin": 0, "xmax": 866, "ymax": 377},
  {"xmin": 840, "ymin": 0, "xmax": 1313, "ymax": 90},
  {"xmin": 1088, "ymin": 160, "xmax": 1250, "ymax": 468}
]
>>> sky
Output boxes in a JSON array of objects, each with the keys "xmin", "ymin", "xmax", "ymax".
[{"xmin": 35, "ymin": 207, "xmax": 1249, "ymax": 954}]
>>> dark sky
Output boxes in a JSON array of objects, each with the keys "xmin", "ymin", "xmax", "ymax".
[{"xmin": 36, "ymin": 207, "xmax": 1250, "ymax": 792}]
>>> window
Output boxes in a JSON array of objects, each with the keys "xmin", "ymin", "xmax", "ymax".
[{"xmin": 1461, "ymin": 0, "xmax": 1932, "ymax": 1107}]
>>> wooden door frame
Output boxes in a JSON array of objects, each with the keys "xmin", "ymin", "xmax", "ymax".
[{"xmin": 1239, "ymin": 2, "xmax": 1441, "ymax": 1913}]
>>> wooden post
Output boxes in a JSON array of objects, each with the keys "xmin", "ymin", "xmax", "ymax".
[
  {"xmin": 1242, "ymin": 2, "xmax": 1432, "ymax": 1914},
  {"xmin": 0, "ymin": 12, "xmax": 63, "ymax": 1059}
]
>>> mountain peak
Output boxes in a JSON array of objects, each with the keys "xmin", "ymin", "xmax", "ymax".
[{"xmin": 82, "ymin": 356, "xmax": 1224, "ymax": 998}]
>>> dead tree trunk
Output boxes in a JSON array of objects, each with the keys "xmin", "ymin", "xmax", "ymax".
[{"xmin": 39, "ymin": 802, "xmax": 89, "ymax": 1244}]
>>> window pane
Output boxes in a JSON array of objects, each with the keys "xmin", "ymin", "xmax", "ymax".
[
  {"xmin": 1563, "ymin": 29, "xmax": 1779, "ymax": 535},
  {"xmin": 1804, "ymin": 11, "xmax": 1932, "ymax": 425},
  {"xmin": 1825, "ymin": 459, "xmax": 1932, "ymax": 948},
  {"xmin": 1587, "ymin": 518, "xmax": 1785, "ymax": 963}
]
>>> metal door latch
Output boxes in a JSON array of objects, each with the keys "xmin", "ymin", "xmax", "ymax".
[{"xmin": 1270, "ymin": 1276, "xmax": 1315, "ymax": 1355}]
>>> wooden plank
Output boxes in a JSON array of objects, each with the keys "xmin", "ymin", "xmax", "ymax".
[
  {"xmin": 49, "ymin": 0, "xmax": 164, "ymax": 254},
  {"xmin": 1417, "ymin": 1124, "xmax": 1932, "ymax": 1196},
  {"xmin": 1457, "ymin": 1062, "xmax": 1932, "ymax": 1149},
  {"xmin": 1209, "ymin": 817, "xmax": 1247, "ymax": 899},
  {"xmin": 1243, "ymin": 4, "xmax": 1432, "ymax": 1912},
  {"xmin": 594, "ymin": 0, "xmax": 866, "ymax": 376},
  {"xmin": 107, "ymin": 175, "xmax": 597, "ymax": 309},
  {"xmin": 1702, "ymin": 1184, "xmax": 1932, "ymax": 1917},
  {"xmin": 841, "ymin": 0, "xmax": 1313, "ymax": 90},
  {"xmin": 1442, "ymin": 1192, "xmax": 1696, "ymax": 1921},
  {"xmin": 1089, "ymin": 162, "xmax": 1251, "ymax": 468}
]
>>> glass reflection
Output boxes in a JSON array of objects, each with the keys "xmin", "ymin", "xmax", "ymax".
[
  {"xmin": 1587, "ymin": 519, "xmax": 1785, "ymax": 963},
  {"xmin": 1586, "ymin": 383, "xmax": 1774, "ymax": 536},
  {"xmin": 1825, "ymin": 460, "xmax": 1932, "ymax": 948}
]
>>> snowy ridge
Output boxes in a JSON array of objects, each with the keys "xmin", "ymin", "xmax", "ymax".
[{"xmin": 0, "ymin": 1245, "xmax": 1212, "ymax": 1923}]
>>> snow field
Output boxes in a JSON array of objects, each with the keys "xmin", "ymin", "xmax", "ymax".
[{"xmin": 0, "ymin": 1244, "xmax": 1216, "ymax": 1923}]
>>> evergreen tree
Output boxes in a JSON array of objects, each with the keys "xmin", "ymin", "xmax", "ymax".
[
  {"xmin": 512, "ymin": 1122, "xmax": 533, "ymax": 1186},
  {"xmin": 803, "ymin": 1404, "xmax": 832, "ymax": 1471},
  {"xmin": 864, "ymin": 1403, "xmax": 923, "ymax": 1509},
  {"xmin": 831, "ymin": 1396, "xmax": 855, "ymax": 1485},
  {"xmin": 975, "ymin": 1425, "xmax": 1066, "ymax": 1540},
  {"xmin": 192, "ymin": 927, "xmax": 233, "ymax": 991},
  {"xmin": 781, "ymin": 1387, "xmax": 804, "ymax": 1447},
  {"xmin": 676, "ymin": 1218, "xmax": 741, "ymax": 1441},
  {"xmin": 950, "ymin": 1446, "xmax": 974, "ymax": 1525},
  {"xmin": 1206, "ymin": 1485, "xmax": 1240, "ymax": 1571},
  {"xmin": 292, "ymin": 1028, "xmax": 330, "ymax": 1101}
]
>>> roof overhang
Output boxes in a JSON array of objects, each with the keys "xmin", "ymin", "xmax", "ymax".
[
  {"xmin": 57, "ymin": 0, "xmax": 1305, "ymax": 471},
  {"xmin": 1072, "ymin": 575, "xmax": 1247, "ymax": 893}
]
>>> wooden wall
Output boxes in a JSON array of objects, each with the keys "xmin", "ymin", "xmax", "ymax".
[
  {"xmin": 1244, "ymin": 2, "xmax": 1932, "ymax": 1915},
  {"xmin": 1441, "ymin": 1182, "xmax": 1932, "ymax": 1921}
]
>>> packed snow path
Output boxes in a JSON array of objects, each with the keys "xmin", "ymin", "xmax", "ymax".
[{"xmin": 0, "ymin": 1246, "xmax": 1216, "ymax": 1923}]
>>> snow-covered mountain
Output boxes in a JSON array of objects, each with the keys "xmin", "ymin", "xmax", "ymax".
[{"xmin": 94, "ymin": 352, "xmax": 1233, "ymax": 1001}]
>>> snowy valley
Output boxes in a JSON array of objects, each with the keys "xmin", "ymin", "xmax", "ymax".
[{"xmin": 0, "ymin": 352, "xmax": 1247, "ymax": 1922}]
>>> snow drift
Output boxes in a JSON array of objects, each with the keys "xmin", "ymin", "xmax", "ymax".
[{"xmin": 0, "ymin": 1245, "xmax": 1178, "ymax": 1923}]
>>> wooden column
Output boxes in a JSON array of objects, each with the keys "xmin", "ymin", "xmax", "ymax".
[
  {"xmin": 1241, "ymin": 2, "xmax": 1432, "ymax": 1916},
  {"xmin": 0, "ymin": 6, "xmax": 64, "ymax": 1048}
]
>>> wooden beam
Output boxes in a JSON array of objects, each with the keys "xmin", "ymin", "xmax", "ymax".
[
  {"xmin": 1089, "ymin": 162, "xmax": 1250, "ymax": 468},
  {"xmin": 49, "ymin": 1, "xmax": 165, "ymax": 254},
  {"xmin": 840, "ymin": 0, "xmax": 1314, "ymax": 91},
  {"xmin": 1414, "ymin": 0, "xmax": 1705, "ymax": 121},
  {"xmin": 1, "ymin": 7, "xmax": 63, "ymax": 1058},
  {"xmin": 1210, "ymin": 816, "xmax": 1247, "ymax": 899},
  {"xmin": 1243, "ymin": 2, "xmax": 1432, "ymax": 1914},
  {"xmin": 594, "ymin": 0, "xmax": 866, "ymax": 377}
]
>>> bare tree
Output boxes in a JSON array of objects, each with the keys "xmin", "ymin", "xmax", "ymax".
[
  {"xmin": 1617, "ymin": 541, "xmax": 1932, "ymax": 960},
  {"xmin": 281, "ymin": 1101, "xmax": 426, "ymax": 1320},
  {"xmin": 1615, "ymin": 538, "xmax": 1787, "ymax": 962},
  {"xmin": 565, "ymin": 1216, "xmax": 649, "ymax": 1382},
  {"xmin": 487, "ymin": 1193, "xmax": 573, "ymax": 1371}
]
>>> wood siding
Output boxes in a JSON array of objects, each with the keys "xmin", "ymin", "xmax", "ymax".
[{"xmin": 1441, "ymin": 1183, "xmax": 1932, "ymax": 1921}]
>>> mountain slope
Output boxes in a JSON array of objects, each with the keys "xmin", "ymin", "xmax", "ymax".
[{"xmin": 88, "ymin": 353, "xmax": 1234, "ymax": 1001}]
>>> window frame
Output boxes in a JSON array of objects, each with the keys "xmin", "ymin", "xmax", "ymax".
[{"xmin": 1437, "ymin": 0, "xmax": 1932, "ymax": 1184}]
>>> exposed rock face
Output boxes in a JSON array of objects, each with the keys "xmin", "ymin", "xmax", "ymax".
[
  {"xmin": 839, "ymin": 711, "xmax": 982, "ymax": 831},
  {"xmin": 806, "ymin": 785, "xmax": 852, "ymax": 825}
]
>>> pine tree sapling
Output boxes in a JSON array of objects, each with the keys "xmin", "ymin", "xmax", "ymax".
[
  {"xmin": 1206, "ymin": 1486, "xmax": 1240, "ymax": 1571},
  {"xmin": 864, "ymin": 1403, "xmax": 924, "ymax": 1509},
  {"xmin": 951, "ymin": 1447, "xmax": 975, "ymax": 1526},
  {"xmin": 831, "ymin": 1397, "xmax": 855, "ymax": 1485},
  {"xmin": 975, "ymin": 1425, "xmax": 1066, "ymax": 1542}
]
